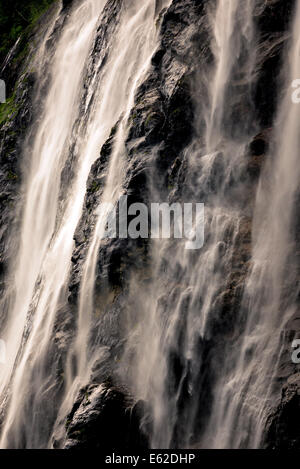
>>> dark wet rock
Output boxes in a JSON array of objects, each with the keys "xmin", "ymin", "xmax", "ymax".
[
  {"xmin": 62, "ymin": 0, "xmax": 74, "ymax": 10},
  {"xmin": 62, "ymin": 382, "xmax": 149, "ymax": 449},
  {"xmin": 0, "ymin": 3, "xmax": 74, "ymax": 318},
  {"xmin": 257, "ymin": 0, "xmax": 295, "ymax": 34},
  {"xmin": 1, "ymin": 0, "xmax": 298, "ymax": 450},
  {"xmin": 64, "ymin": 0, "xmax": 209, "ymax": 448},
  {"xmin": 65, "ymin": 0, "xmax": 299, "ymax": 448},
  {"xmin": 207, "ymin": 216, "xmax": 252, "ymax": 340},
  {"xmin": 247, "ymin": 128, "xmax": 272, "ymax": 180},
  {"xmin": 254, "ymin": 0, "xmax": 296, "ymax": 126},
  {"xmin": 1, "ymin": 2, "xmax": 59, "ymax": 95},
  {"xmin": 265, "ymin": 372, "xmax": 300, "ymax": 449},
  {"xmin": 69, "ymin": 0, "xmax": 203, "ymax": 303},
  {"xmin": 264, "ymin": 308, "xmax": 300, "ymax": 449},
  {"xmin": 249, "ymin": 129, "xmax": 271, "ymax": 157},
  {"xmin": 0, "ymin": 75, "xmax": 33, "ymax": 303}
]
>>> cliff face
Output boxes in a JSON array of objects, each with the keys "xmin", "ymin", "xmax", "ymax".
[{"xmin": 0, "ymin": 0, "xmax": 299, "ymax": 449}]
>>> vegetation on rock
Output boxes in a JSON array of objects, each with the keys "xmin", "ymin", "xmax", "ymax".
[{"xmin": 0, "ymin": 0, "xmax": 56, "ymax": 65}]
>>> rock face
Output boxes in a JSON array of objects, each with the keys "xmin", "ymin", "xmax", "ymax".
[
  {"xmin": 0, "ymin": 34, "xmax": 42, "ymax": 309},
  {"xmin": 62, "ymin": 382, "xmax": 149, "ymax": 450},
  {"xmin": 0, "ymin": 73, "xmax": 29, "ymax": 300},
  {"xmin": 266, "ymin": 373, "xmax": 300, "ymax": 449},
  {"xmin": 0, "ymin": 1, "xmax": 69, "ymax": 323},
  {"xmin": 70, "ymin": 0, "xmax": 203, "ymax": 297},
  {"xmin": 1, "ymin": 0, "xmax": 300, "ymax": 449},
  {"xmin": 66, "ymin": 0, "xmax": 299, "ymax": 449}
]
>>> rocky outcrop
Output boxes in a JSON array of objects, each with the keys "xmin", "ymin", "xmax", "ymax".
[{"xmin": 61, "ymin": 382, "xmax": 149, "ymax": 449}]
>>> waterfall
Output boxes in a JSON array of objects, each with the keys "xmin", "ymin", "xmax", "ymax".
[
  {"xmin": 0, "ymin": 0, "xmax": 299, "ymax": 450},
  {"xmin": 205, "ymin": 0, "xmax": 255, "ymax": 151},
  {"xmin": 121, "ymin": 0, "xmax": 257, "ymax": 449},
  {"xmin": 0, "ymin": 0, "xmax": 107, "ymax": 448},
  {"xmin": 0, "ymin": 0, "xmax": 171, "ymax": 448},
  {"xmin": 204, "ymin": 0, "xmax": 300, "ymax": 448},
  {"xmin": 54, "ymin": 0, "xmax": 172, "ymax": 443}
]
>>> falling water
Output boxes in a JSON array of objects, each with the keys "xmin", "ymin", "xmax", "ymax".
[
  {"xmin": 0, "ymin": 0, "xmax": 299, "ymax": 450},
  {"xmin": 0, "ymin": 0, "xmax": 106, "ymax": 448},
  {"xmin": 55, "ymin": 0, "xmax": 172, "ymax": 442},
  {"xmin": 122, "ymin": 0, "xmax": 257, "ymax": 449},
  {"xmin": 205, "ymin": 0, "xmax": 254, "ymax": 151},
  {"xmin": 204, "ymin": 0, "xmax": 300, "ymax": 448},
  {"xmin": 0, "ymin": 0, "xmax": 171, "ymax": 448}
]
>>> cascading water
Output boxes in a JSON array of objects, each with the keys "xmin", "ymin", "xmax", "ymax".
[
  {"xmin": 55, "ymin": 0, "xmax": 172, "ymax": 443},
  {"xmin": 0, "ymin": 0, "xmax": 299, "ymax": 451},
  {"xmin": 204, "ymin": 0, "xmax": 300, "ymax": 448},
  {"xmin": 205, "ymin": 0, "xmax": 255, "ymax": 151},
  {"xmin": 122, "ymin": 0, "xmax": 258, "ymax": 449},
  {"xmin": 0, "ymin": 0, "xmax": 107, "ymax": 448},
  {"xmin": 0, "ymin": 0, "xmax": 171, "ymax": 449}
]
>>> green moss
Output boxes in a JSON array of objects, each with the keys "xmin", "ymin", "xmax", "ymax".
[
  {"xmin": 90, "ymin": 181, "xmax": 101, "ymax": 193},
  {"xmin": 0, "ymin": 92, "xmax": 19, "ymax": 126},
  {"xmin": 12, "ymin": 41, "xmax": 29, "ymax": 66},
  {"xmin": 84, "ymin": 391, "xmax": 91, "ymax": 405},
  {"xmin": 145, "ymin": 113, "xmax": 154, "ymax": 126},
  {"xmin": 170, "ymin": 108, "xmax": 182, "ymax": 118},
  {"xmin": 145, "ymin": 111, "xmax": 161, "ymax": 130},
  {"xmin": 0, "ymin": 1, "xmax": 58, "ymax": 64},
  {"xmin": 0, "ymin": 2, "xmax": 58, "ymax": 128},
  {"xmin": 128, "ymin": 111, "xmax": 138, "ymax": 125},
  {"xmin": 65, "ymin": 418, "xmax": 72, "ymax": 430},
  {"xmin": 7, "ymin": 170, "xmax": 18, "ymax": 181}
]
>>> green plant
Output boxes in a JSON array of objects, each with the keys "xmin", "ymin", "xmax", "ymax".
[
  {"xmin": 0, "ymin": 91, "xmax": 19, "ymax": 126},
  {"xmin": 0, "ymin": 0, "xmax": 57, "ymax": 65}
]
